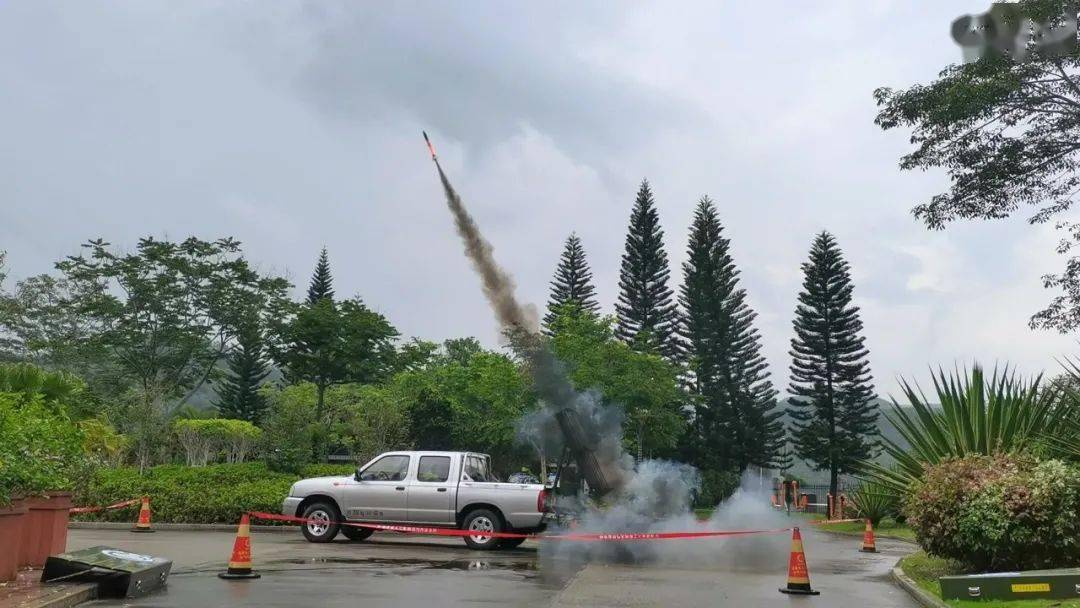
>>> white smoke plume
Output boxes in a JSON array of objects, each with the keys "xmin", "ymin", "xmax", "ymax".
[
  {"xmin": 542, "ymin": 470, "xmax": 792, "ymax": 569},
  {"xmin": 431, "ymin": 155, "xmax": 789, "ymax": 566}
]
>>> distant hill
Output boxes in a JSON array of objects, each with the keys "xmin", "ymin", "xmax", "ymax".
[{"xmin": 775, "ymin": 397, "xmax": 913, "ymax": 484}]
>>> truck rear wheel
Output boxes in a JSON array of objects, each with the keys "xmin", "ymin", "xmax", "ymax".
[
  {"xmin": 462, "ymin": 508, "xmax": 503, "ymax": 550},
  {"xmin": 301, "ymin": 500, "xmax": 341, "ymax": 543}
]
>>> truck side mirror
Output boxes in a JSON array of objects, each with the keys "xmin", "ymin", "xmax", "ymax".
[{"xmin": 354, "ymin": 468, "xmax": 362, "ymax": 482}]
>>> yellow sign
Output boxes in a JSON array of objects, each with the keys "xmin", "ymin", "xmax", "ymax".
[{"xmin": 1011, "ymin": 583, "xmax": 1050, "ymax": 593}]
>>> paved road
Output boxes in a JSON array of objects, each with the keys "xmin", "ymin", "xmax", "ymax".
[
  {"xmin": 551, "ymin": 529, "xmax": 918, "ymax": 607},
  {"xmin": 66, "ymin": 526, "xmax": 917, "ymax": 607}
]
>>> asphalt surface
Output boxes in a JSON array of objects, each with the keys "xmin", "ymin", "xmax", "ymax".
[{"xmin": 66, "ymin": 526, "xmax": 918, "ymax": 607}]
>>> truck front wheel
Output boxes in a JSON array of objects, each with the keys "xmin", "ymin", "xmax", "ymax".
[
  {"xmin": 301, "ymin": 501, "xmax": 341, "ymax": 543},
  {"xmin": 341, "ymin": 525, "xmax": 374, "ymax": 541},
  {"xmin": 497, "ymin": 537, "xmax": 527, "ymax": 549},
  {"xmin": 462, "ymin": 509, "xmax": 503, "ymax": 550}
]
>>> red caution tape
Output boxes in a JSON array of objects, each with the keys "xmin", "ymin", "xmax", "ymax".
[
  {"xmin": 247, "ymin": 511, "xmax": 791, "ymax": 542},
  {"xmin": 813, "ymin": 518, "xmax": 863, "ymax": 525},
  {"xmin": 70, "ymin": 498, "xmax": 141, "ymax": 514}
]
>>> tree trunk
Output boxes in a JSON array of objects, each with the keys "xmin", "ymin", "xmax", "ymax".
[
  {"xmin": 312, "ymin": 382, "xmax": 328, "ymax": 463},
  {"xmin": 829, "ymin": 464, "xmax": 839, "ymax": 499},
  {"xmin": 316, "ymin": 382, "xmax": 326, "ymax": 421}
]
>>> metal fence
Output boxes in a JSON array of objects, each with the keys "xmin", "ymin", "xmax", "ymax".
[{"xmin": 771, "ymin": 482, "xmax": 859, "ymax": 515}]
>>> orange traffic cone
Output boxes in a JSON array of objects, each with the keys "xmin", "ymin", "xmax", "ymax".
[
  {"xmin": 860, "ymin": 519, "xmax": 877, "ymax": 553},
  {"xmin": 131, "ymin": 496, "xmax": 154, "ymax": 533},
  {"xmin": 779, "ymin": 527, "xmax": 819, "ymax": 595},
  {"xmin": 219, "ymin": 514, "xmax": 260, "ymax": 580}
]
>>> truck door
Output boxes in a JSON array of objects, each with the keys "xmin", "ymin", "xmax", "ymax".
[
  {"xmin": 406, "ymin": 454, "xmax": 456, "ymax": 523},
  {"xmin": 342, "ymin": 454, "xmax": 411, "ymax": 521}
]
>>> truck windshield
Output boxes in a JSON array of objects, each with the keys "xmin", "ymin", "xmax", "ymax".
[{"xmin": 463, "ymin": 455, "xmax": 497, "ymax": 483}]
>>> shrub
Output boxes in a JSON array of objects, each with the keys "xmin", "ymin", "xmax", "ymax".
[
  {"xmin": 79, "ymin": 418, "xmax": 129, "ymax": 466},
  {"xmin": 173, "ymin": 419, "xmax": 262, "ymax": 466},
  {"xmin": 848, "ymin": 481, "xmax": 898, "ymax": 525},
  {"xmin": 72, "ymin": 462, "xmax": 296, "ymax": 524},
  {"xmin": 0, "ymin": 393, "xmax": 86, "ymax": 503},
  {"xmin": 71, "ymin": 461, "xmax": 358, "ymax": 523},
  {"xmin": 906, "ymin": 454, "xmax": 1080, "ymax": 571}
]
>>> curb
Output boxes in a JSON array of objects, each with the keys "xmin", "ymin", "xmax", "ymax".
[
  {"xmin": 69, "ymin": 522, "xmax": 296, "ymax": 533},
  {"xmin": 4, "ymin": 583, "xmax": 97, "ymax": 608},
  {"xmin": 891, "ymin": 563, "xmax": 949, "ymax": 608}
]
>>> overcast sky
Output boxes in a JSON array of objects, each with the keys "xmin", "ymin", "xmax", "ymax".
[{"xmin": 2, "ymin": 1, "xmax": 1076, "ymax": 398}]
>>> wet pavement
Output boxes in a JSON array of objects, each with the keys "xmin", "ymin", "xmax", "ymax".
[
  {"xmin": 65, "ymin": 526, "xmax": 918, "ymax": 607},
  {"xmin": 68, "ymin": 529, "xmax": 566, "ymax": 608},
  {"xmin": 551, "ymin": 529, "xmax": 919, "ymax": 607}
]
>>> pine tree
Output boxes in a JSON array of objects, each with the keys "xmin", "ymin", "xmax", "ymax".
[
  {"xmin": 543, "ymin": 233, "xmax": 600, "ymax": 333},
  {"xmin": 787, "ymin": 231, "xmax": 878, "ymax": 496},
  {"xmin": 215, "ymin": 321, "xmax": 271, "ymax": 423},
  {"xmin": 679, "ymin": 197, "xmax": 785, "ymax": 475},
  {"xmin": 615, "ymin": 179, "xmax": 679, "ymax": 359},
  {"xmin": 306, "ymin": 247, "xmax": 334, "ymax": 304}
]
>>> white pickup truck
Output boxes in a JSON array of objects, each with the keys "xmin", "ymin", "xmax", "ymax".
[{"xmin": 282, "ymin": 451, "xmax": 548, "ymax": 550}]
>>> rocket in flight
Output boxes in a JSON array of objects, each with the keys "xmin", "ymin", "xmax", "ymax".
[{"xmin": 423, "ymin": 131, "xmax": 438, "ymax": 162}]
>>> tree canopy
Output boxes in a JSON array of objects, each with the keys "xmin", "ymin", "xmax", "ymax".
[
  {"xmin": 615, "ymin": 180, "xmax": 680, "ymax": 359},
  {"xmin": 543, "ymin": 233, "xmax": 600, "ymax": 333},
  {"xmin": 787, "ymin": 232, "xmax": 878, "ymax": 495},
  {"xmin": 549, "ymin": 305, "xmax": 685, "ymax": 458},
  {"xmin": 679, "ymin": 198, "xmax": 785, "ymax": 474},
  {"xmin": 875, "ymin": 0, "xmax": 1080, "ymax": 330}
]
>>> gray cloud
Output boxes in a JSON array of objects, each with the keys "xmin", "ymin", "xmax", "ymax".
[{"xmin": 1, "ymin": 0, "xmax": 1076, "ymax": 398}]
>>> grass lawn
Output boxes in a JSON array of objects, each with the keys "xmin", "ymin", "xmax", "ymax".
[
  {"xmin": 806, "ymin": 515, "xmax": 917, "ymax": 542},
  {"xmin": 899, "ymin": 552, "xmax": 1080, "ymax": 608}
]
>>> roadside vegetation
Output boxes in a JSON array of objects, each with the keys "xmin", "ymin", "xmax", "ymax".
[
  {"xmin": 71, "ymin": 463, "xmax": 354, "ymax": 524},
  {"xmin": 0, "ymin": 193, "xmax": 883, "ymax": 518},
  {"xmin": 866, "ymin": 0, "xmax": 1080, "ymax": 596},
  {"xmin": 834, "ymin": 363, "xmax": 1080, "ymax": 608},
  {"xmin": 899, "ymin": 552, "xmax": 1080, "ymax": 608}
]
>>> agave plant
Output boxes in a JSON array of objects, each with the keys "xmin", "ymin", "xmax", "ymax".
[
  {"xmin": 1045, "ymin": 359, "xmax": 1080, "ymax": 462},
  {"xmin": 847, "ymin": 481, "xmax": 898, "ymax": 525},
  {"xmin": 863, "ymin": 364, "xmax": 1077, "ymax": 494}
]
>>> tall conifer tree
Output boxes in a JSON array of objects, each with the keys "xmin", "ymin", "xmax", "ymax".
[
  {"xmin": 215, "ymin": 321, "xmax": 271, "ymax": 423},
  {"xmin": 679, "ymin": 198, "xmax": 785, "ymax": 474},
  {"xmin": 543, "ymin": 233, "xmax": 600, "ymax": 333},
  {"xmin": 787, "ymin": 232, "xmax": 878, "ymax": 496},
  {"xmin": 615, "ymin": 180, "xmax": 679, "ymax": 359},
  {"xmin": 307, "ymin": 247, "xmax": 334, "ymax": 304}
]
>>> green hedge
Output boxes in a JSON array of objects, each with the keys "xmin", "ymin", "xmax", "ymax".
[
  {"xmin": 0, "ymin": 393, "xmax": 86, "ymax": 504},
  {"xmin": 72, "ymin": 463, "xmax": 356, "ymax": 524},
  {"xmin": 906, "ymin": 454, "xmax": 1080, "ymax": 571}
]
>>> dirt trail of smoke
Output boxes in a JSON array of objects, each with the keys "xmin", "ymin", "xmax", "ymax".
[
  {"xmin": 435, "ymin": 163, "xmax": 537, "ymax": 335},
  {"xmin": 430, "ymin": 148, "xmax": 781, "ymax": 567},
  {"xmin": 432, "ymin": 159, "xmax": 626, "ymax": 491}
]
